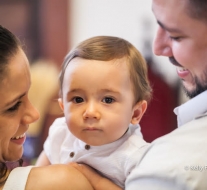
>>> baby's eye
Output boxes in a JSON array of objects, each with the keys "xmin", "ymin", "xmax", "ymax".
[
  {"xmin": 73, "ymin": 97, "xmax": 84, "ymax": 103},
  {"xmin": 102, "ymin": 97, "xmax": 114, "ymax": 104},
  {"xmin": 7, "ymin": 101, "xmax": 22, "ymax": 112}
]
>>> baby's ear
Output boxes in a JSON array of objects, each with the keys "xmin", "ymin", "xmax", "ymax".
[
  {"xmin": 131, "ymin": 100, "xmax": 147, "ymax": 125},
  {"xmin": 58, "ymin": 98, "xmax": 64, "ymax": 111}
]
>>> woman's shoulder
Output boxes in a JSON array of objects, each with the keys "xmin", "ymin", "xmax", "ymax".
[
  {"xmin": 3, "ymin": 164, "xmax": 93, "ymax": 190},
  {"xmin": 3, "ymin": 166, "xmax": 33, "ymax": 190}
]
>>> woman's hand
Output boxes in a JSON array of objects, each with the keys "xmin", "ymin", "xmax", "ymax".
[
  {"xmin": 69, "ymin": 162, "xmax": 122, "ymax": 190},
  {"xmin": 26, "ymin": 164, "xmax": 94, "ymax": 190}
]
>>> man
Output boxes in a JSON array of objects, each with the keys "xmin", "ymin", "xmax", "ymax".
[
  {"xmin": 71, "ymin": 0, "xmax": 207, "ymax": 189},
  {"xmin": 126, "ymin": 0, "xmax": 207, "ymax": 189}
]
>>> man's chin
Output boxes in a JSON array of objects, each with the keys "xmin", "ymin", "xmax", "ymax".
[{"xmin": 182, "ymin": 83, "xmax": 207, "ymax": 99}]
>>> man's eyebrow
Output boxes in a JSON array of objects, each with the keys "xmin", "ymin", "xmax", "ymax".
[{"xmin": 157, "ymin": 21, "xmax": 182, "ymax": 33}]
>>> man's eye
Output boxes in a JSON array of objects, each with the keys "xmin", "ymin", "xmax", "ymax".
[
  {"xmin": 102, "ymin": 97, "xmax": 114, "ymax": 104},
  {"xmin": 170, "ymin": 36, "xmax": 181, "ymax": 41},
  {"xmin": 7, "ymin": 101, "xmax": 22, "ymax": 112},
  {"xmin": 73, "ymin": 97, "xmax": 84, "ymax": 103}
]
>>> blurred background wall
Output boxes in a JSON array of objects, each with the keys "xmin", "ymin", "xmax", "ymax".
[{"xmin": 0, "ymin": 0, "xmax": 185, "ymax": 163}]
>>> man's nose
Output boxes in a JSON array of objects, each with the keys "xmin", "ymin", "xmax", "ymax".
[{"xmin": 153, "ymin": 26, "xmax": 172, "ymax": 57}]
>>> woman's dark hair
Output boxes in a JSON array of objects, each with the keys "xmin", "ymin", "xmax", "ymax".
[
  {"xmin": 0, "ymin": 25, "xmax": 20, "ymax": 80},
  {"xmin": 0, "ymin": 25, "xmax": 22, "ymax": 186}
]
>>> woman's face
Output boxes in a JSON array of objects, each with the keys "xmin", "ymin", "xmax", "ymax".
[{"xmin": 0, "ymin": 48, "xmax": 39, "ymax": 162}]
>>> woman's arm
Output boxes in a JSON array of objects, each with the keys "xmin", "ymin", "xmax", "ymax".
[
  {"xmin": 26, "ymin": 164, "xmax": 94, "ymax": 190},
  {"xmin": 70, "ymin": 163, "xmax": 122, "ymax": 190}
]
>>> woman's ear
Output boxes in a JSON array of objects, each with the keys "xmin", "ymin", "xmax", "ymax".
[
  {"xmin": 58, "ymin": 98, "xmax": 64, "ymax": 111},
  {"xmin": 131, "ymin": 100, "xmax": 147, "ymax": 125}
]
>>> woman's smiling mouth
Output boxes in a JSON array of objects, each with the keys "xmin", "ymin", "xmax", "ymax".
[{"xmin": 11, "ymin": 133, "xmax": 25, "ymax": 140}]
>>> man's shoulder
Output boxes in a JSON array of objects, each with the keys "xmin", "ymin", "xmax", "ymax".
[
  {"xmin": 126, "ymin": 113, "xmax": 207, "ymax": 189},
  {"xmin": 139, "ymin": 111, "xmax": 207, "ymax": 170},
  {"xmin": 155, "ymin": 111, "xmax": 207, "ymax": 143},
  {"xmin": 171, "ymin": 111, "xmax": 207, "ymax": 138}
]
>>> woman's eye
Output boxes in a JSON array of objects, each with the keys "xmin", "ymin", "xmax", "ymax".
[
  {"xmin": 73, "ymin": 97, "xmax": 84, "ymax": 103},
  {"xmin": 102, "ymin": 97, "xmax": 114, "ymax": 104},
  {"xmin": 7, "ymin": 101, "xmax": 22, "ymax": 112}
]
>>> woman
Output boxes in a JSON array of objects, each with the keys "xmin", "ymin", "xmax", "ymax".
[{"xmin": 0, "ymin": 25, "xmax": 95, "ymax": 190}]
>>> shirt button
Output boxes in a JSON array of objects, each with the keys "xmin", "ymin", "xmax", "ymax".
[
  {"xmin": 85, "ymin": 144, "xmax": 90, "ymax": 150},
  {"xmin": 70, "ymin": 152, "xmax": 75, "ymax": 157}
]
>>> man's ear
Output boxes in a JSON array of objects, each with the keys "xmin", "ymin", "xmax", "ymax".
[
  {"xmin": 58, "ymin": 98, "xmax": 64, "ymax": 111},
  {"xmin": 131, "ymin": 100, "xmax": 147, "ymax": 125}
]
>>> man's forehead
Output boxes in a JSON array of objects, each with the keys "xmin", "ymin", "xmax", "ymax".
[
  {"xmin": 152, "ymin": 0, "xmax": 187, "ymax": 14},
  {"xmin": 152, "ymin": 0, "xmax": 189, "ymax": 28}
]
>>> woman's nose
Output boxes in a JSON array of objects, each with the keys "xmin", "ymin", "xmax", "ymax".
[
  {"xmin": 22, "ymin": 100, "xmax": 40, "ymax": 125},
  {"xmin": 83, "ymin": 102, "xmax": 100, "ymax": 120},
  {"xmin": 153, "ymin": 26, "xmax": 172, "ymax": 57}
]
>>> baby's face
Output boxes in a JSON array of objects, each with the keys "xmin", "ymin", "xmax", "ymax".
[{"xmin": 60, "ymin": 57, "xmax": 138, "ymax": 146}]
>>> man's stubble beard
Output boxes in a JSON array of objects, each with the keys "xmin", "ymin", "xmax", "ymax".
[
  {"xmin": 182, "ymin": 70, "xmax": 207, "ymax": 99},
  {"xmin": 169, "ymin": 56, "xmax": 207, "ymax": 98}
]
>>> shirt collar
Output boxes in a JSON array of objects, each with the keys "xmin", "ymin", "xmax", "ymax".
[
  {"xmin": 77, "ymin": 124, "xmax": 141, "ymax": 150},
  {"xmin": 174, "ymin": 90, "xmax": 207, "ymax": 127}
]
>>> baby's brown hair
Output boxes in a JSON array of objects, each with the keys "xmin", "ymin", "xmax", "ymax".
[{"xmin": 59, "ymin": 36, "xmax": 152, "ymax": 104}]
